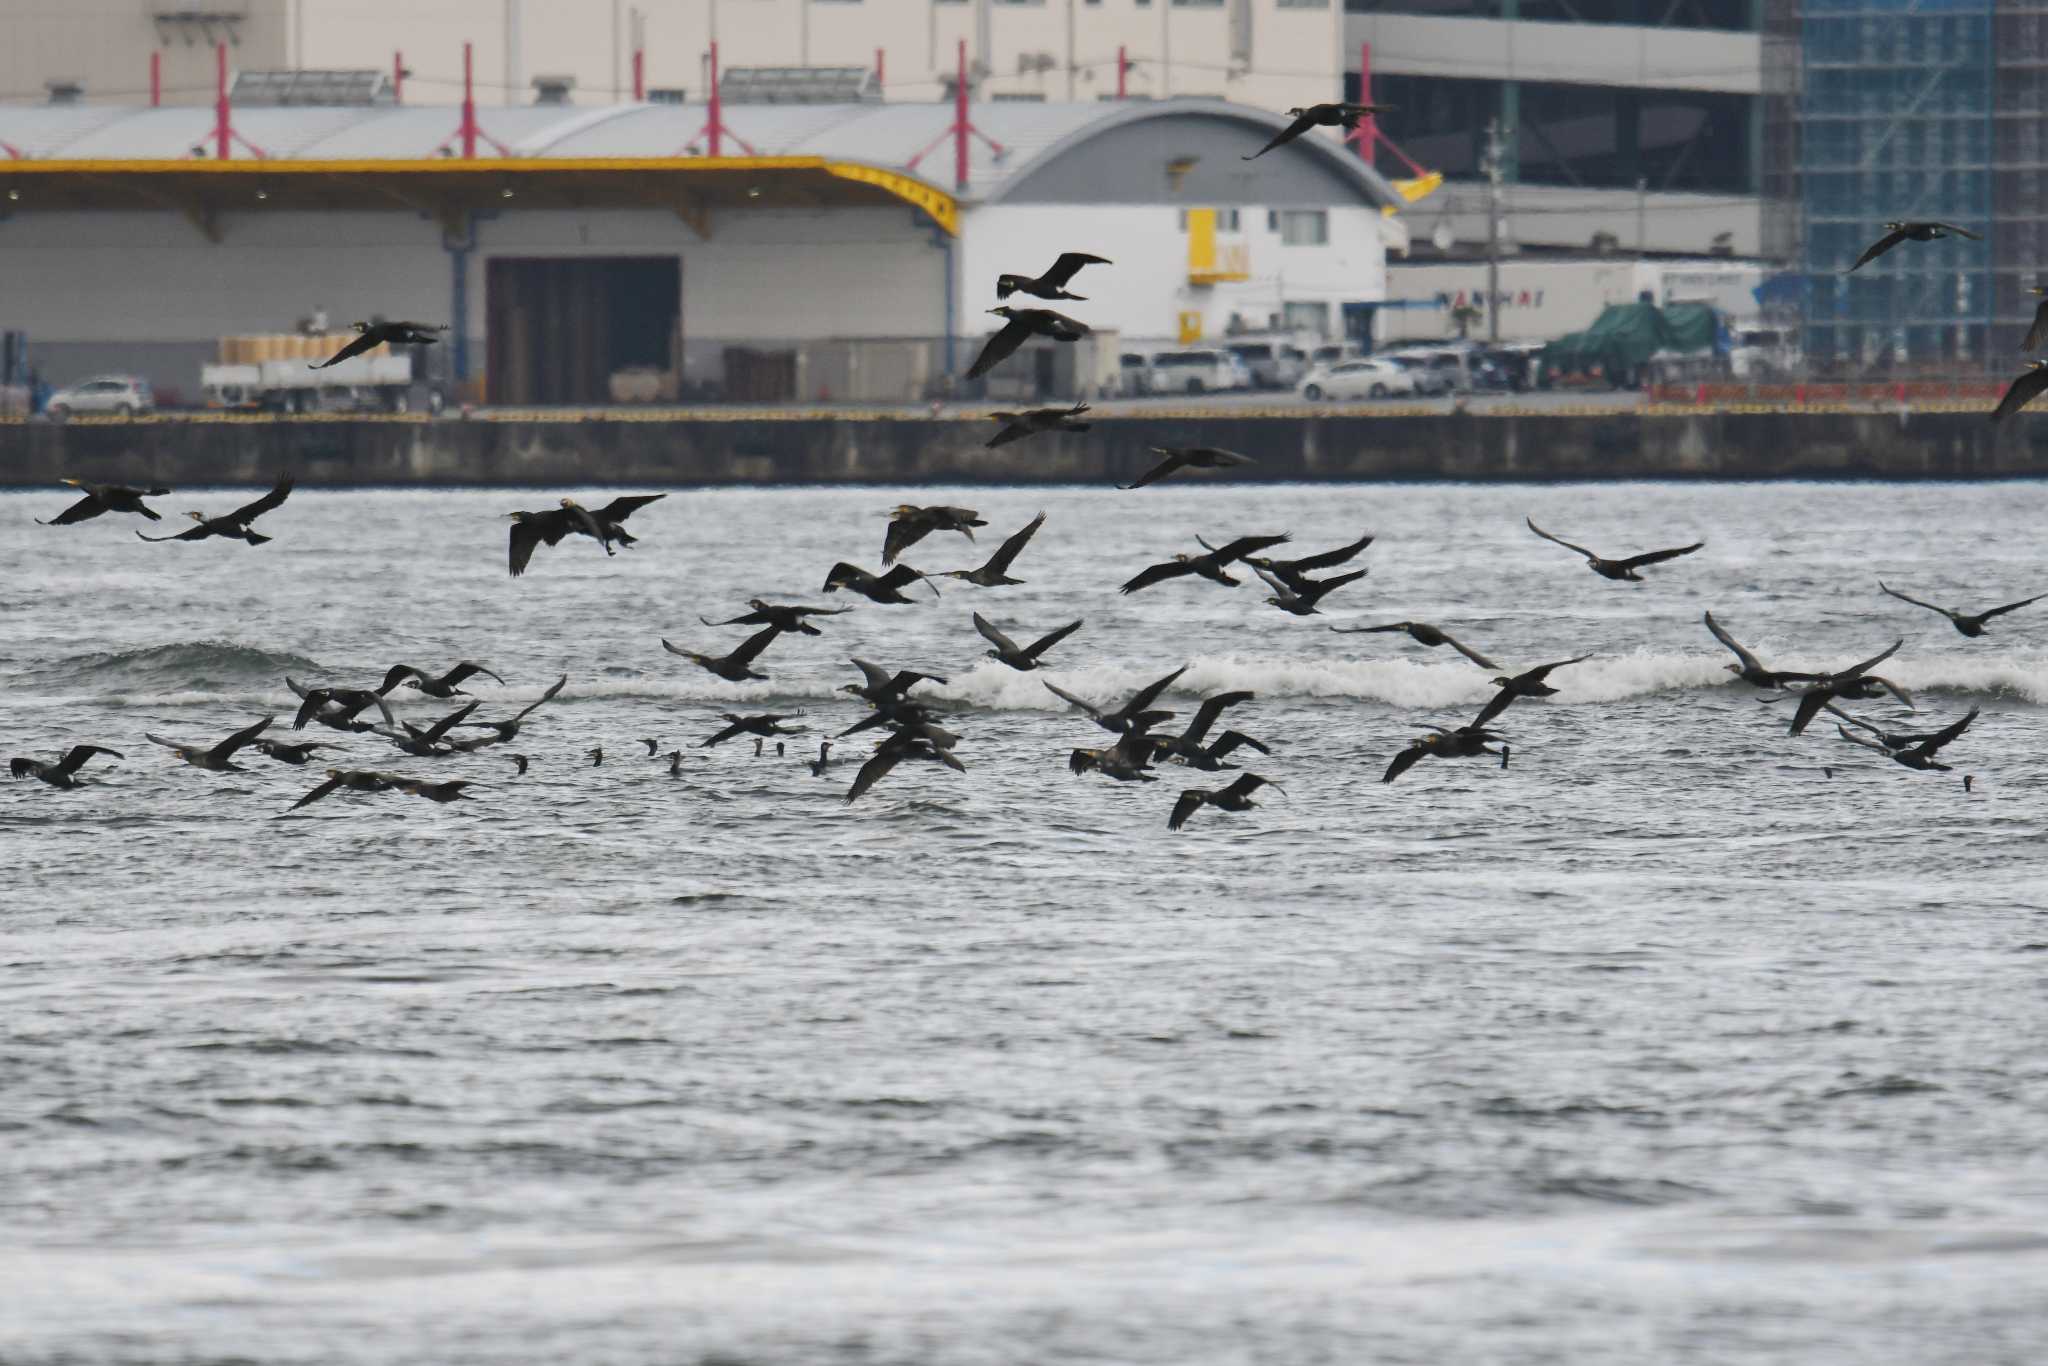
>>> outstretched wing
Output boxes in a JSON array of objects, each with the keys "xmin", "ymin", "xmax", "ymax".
[
  {"xmin": 876, "ymin": 563, "xmax": 937, "ymax": 598},
  {"xmin": 2024, "ymin": 298, "xmax": 2048, "ymax": 353},
  {"xmin": 52, "ymin": 744, "xmax": 122, "ymax": 778},
  {"xmin": 1837, "ymin": 638, "xmax": 1903, "ymax": 680},
  {"xmin": 420, "ymin": 701, "xmax": 480, "ymax": 744},
  {"xmin": 1120, "ymin": 559, "xmax": 1195, "ymax": 595},
  {"xmin": 310, "ymin": 332, "xmax": 378, "ymax": 369},
  {"xmin": 1208, "ymin": 730, "xmax": 1270, "ymax": 760},
  {"xmin": 592, "ymin": 493, "xmax": 666, "ymax": 523},
  {"xmin": 1242, "ymin": 111, "xmax": 1316, "ymax": 161},
  {"xmin": 1877, "ymin": 581, "xmax": 1950, "ymax": 618},
  {"xmin": 444, "ymin": 661, "xmax": 506, "ymax": 688},
  {"xmin": 1184, "ymin": 691, "xmax": 1255, "ymax": 744},
  {"xmin": 511, "ymin": 674, "xmax": 569, "ymax": 724},
  {"xmin": 984, "ymin": 418, "xmax": 1031, "ymax": 449},
  {"xmin": 1380, "ymin": 745, "xmax": 1426, "ymax": 785},
  {"xmin": 1523, "ymin": 652, "xmax": 1595, "ymax": 683},
  {"xmin": 1471, "ymin": 688, "xmax": 1516, "ymax": 730},
  {"xmin": 1168, "ymin": 790, "xmax": 1206, "ymax": 832},
  {"xmin": 1914, "ymin": 706, "xmax": 1979, "ymax": 755},
  {"xmin": 136, "ymin": 524, "xmax": 209, "ymax": 542},
  {"xmin": 1991, "ymin": 365, "xmax": 2048, "ymax": 422},
  {"xmin": 229, "ymin": 474, "xmax": 294, "ymax": 525},
  {"xmin": 1125, "ymin": 665, "xmax": 1190, "ymax": 716},
  {"xmin": 38, "ymin": 494, "xmax": 104, "ymax": 527},
  {"xmin": 984, "ymin": 512, "xmax": 1046, "ymax": 577},
  {"xmin": 1285, "ymin": 533, "xmax": 1374, "ymax": 573},
  {"xmin": 1221, "ymin": 773, "xmax": 1270, "ymax": 802},
  {"xmin": 724, "ymin": 624, "xmax": 786, "ymax": 669},
  {"xmin": 1525, "ymin": 517, "xmax": 1597, "ymax": 561},
  {"xmin": 1437, "ymin": 630, "xmax": 1500, "ymax": 671},
  {"xmin": 1119, "ymin": 450, "xmax": 1187, "ymax": 491},
  {"xmin": 1042, "ymin": 252, "xmax": 1110, "ymax": 288},
  {"xmin": 845, "ymin": 747, "xmax": 905, "ymax": 804},
  {"xmin": 508, "ymin": 519, "xmax": 549, "ymax": 577},
  {"xmin": 972, "ymin": 612, "xmax": 1021, "ymax": 656},
  {"xmin": 290, "ymin": 775, "xmax": 346, "ymax": 810},
  {"xmin": 965, "ymin": 317, "xmax": 1032, "ymax": 380},
  {"xmin": 1931, "ymin": 222, "xmax": 1983, "ymax": 241},
  {"xmin": 881, "ymin": 518, "xmax": 931, "ymax": 567},
  {"xmin": 1042, "ymin": 679, "xmax": 1104, "ymax": 720},
  {"xmin": 1614, "ymin": 541, "xmax": 1704, "ymax": 571},
  {"xmin": 1703, "ymin": 610, "xmax": 1766, "ymax": 675},
  {"xmin": 1833, "ymin": 725, "xmax": 1892, "ymax": 756},
  {"xmin": 1023, "ymin": 618, "xmax": 1083, "ymax": 661},
  {"xmin": 1210, "ymin": 533, "xmax": 1290, "ymax": 564},
  {"xmin": 205, "ymin": 715, "xmax": 274, "ymax": 764},
  {"xmin": 1788, "ymin": 689, "xmax": 1833, "ymax": 737},
  {"xmin": 1979, "ymin": 591, "xmax": 2048, "ymax": 621},
  {"xmin": 1848, "ymin": 226, "xmax": 1911, "ymax": 273}
]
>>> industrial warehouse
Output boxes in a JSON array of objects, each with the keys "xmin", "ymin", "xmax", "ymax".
[{"xmin": 0, "ymin": 63, "xmax": 1408, "ymax": 409}]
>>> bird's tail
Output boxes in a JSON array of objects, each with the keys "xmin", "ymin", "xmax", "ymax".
[{"xmin": 245, "ymin": 531, "xmax": 273, "ymax": 546}]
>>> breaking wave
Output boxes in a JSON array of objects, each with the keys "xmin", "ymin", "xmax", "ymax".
[{"xmin": 7, "ymin": 641, "xmax": 327, "ymax": 695}]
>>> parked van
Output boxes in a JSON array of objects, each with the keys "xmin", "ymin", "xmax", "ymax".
[
  {"xmin": 1148, "ymin": 348, "xmax": 1251, "ymax": 395},
  {"xmin": 1223, "ymin": 338, "xmax": 1310, "ymax": 390},
  {"xmin": 1117, "ymin": 351, "xmax": 1156, "ymax": 397}
]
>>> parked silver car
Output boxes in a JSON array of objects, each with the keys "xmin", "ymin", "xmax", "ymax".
[
  {"xmin": 1224, "ymin": 339, "xmax": 1309, "ymax": 391},
  {"xmin": 46, "ymin": 375, "xmax": 154, "ymax": 419}
]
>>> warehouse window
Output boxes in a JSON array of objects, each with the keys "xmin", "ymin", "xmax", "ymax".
[
  {"xmin": 1283, "ymin": 302, "xmax": 1329, "ymax": 336},
  {"xmin": 1278, "ymin": 209, "xmax": 1328, "ymax": 245}
]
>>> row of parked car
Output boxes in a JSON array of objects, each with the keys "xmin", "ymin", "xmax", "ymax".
[{"xmin": 1113, "ymin": 339, "xmax": 1542, "ymax": 401}]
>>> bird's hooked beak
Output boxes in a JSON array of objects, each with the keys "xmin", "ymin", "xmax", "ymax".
[
  {"xmin": 987, "ymin": 307, "xmax": 1010, "ymax": 317},
  {"xmin": 2032, "ymin": 286, "xmax": 2047, "ymax": 296},
  {"xmin": 185, "ymin": 511, "xmax": 205, "ymax": 522},
  {"xmin": 1287, "ymin": 107, "xmax": 1307, "ymax": 117},
  {"xmin": 1884, "ymin": 221, "xmax": 1903, "ymax": 231},
  {"xmin": 351, "ymin": 321, "xmax": 370, "ymax": 333}
]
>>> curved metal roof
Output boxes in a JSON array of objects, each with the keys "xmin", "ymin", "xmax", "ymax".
[{"xmin": 0, "ymin": 98, "xmax": 1401, "ymax": 209}]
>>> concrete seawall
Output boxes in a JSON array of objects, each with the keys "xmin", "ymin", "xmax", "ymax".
[{"xmin": 4, "ymin": 407, "xmax": 2044, "ymax": 486}]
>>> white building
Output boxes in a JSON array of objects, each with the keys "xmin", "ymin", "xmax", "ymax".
[
  {"xmin": 1378, "ymin": 257, "xmax": 1767, "ymax": 346},
  {"xmin": 0, "ymin": 97, "xmax": 1401, "ymax": 403}
]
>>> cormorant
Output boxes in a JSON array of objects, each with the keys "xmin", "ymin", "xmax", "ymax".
[
  {"xmin": 288, "ymin": 677, "xmax": 394, "ymax": 731},
  {"xmin": 1991, "ymin": 360, "xmax": 2048, "ymax": 422},
  {"xmin": 310, "ymin": 320, "xmax": 445, "ymax": 368},
  {"xmin": 136, "ymin": 474, "xmax": 293, "ymax": 546},
  {"xmin": 664, "ymin": 750, "xmax": 685, "ymax": 777},
  {"xmin": 1120, "ymin": 446, "xmax": 1254, "ymax": 490},
  {"xmin": 823, "ymin": 561, "xmax": 938, "ymax": 604},
  {"xmin": 1234, "ymin": 533, "xmax": 1373, "ymax": 593},
  {"xmin": 639, "ymin": 738, "xmax": 660, "ymax": 756},
  {"xmin": 398, "ymin": 778, "xmax": 473, "ymax": 803},
  {"xmin": 1382, "ymin": 726, "xmax": 1505, "ymax": 784},
  {"xmin": 1331, "ymin": 620, "xmax": 1498, "ymax": 670},
  {"xmin": 1069, "ymin": 725, "xmax": 1164, "ymax": 783},
  {"xmin": 1879, "ymin": 580, "xmax": 2047, "ymax": 637},
  {"xmin": 289, "ymin": 767, "xmax": 404, "ymax": 810},
  {"xmin": 846, "ymin": 732, "xmax": 965, "ymax": 803},
  {"xmin": 1777, "ymin": 640, "xmax": 1912, "ymax": 736},
  {"xmin": 1243, "ymin": 102, "xmax": 1392, "ymax": 160},
  {"xmin": 1703, "ymin": 611, "xmax": 1823, "ymax": 689},
  {"xmin": 1526, "ymin": 517, "xmax": 1703, "ymax": 582},
  {"xmin": 883, "ymin": 505, "xmax": 986, "ymax": 566},
  {"xmin": 1472, "ymin": 654, "xmax": 1595, "ymax": 728},
  {"xmin": 2025, "ymin": 284, "xmax": 2048, "ymax": 352},
  {"xmin": 699, "ymin": 600, "xmax": 852, "ymax": 636},
  {"xmin": 507, "ymin": 753, "xmax": 530, "ymax": 775},
  {"xmin": 701, "ymin": 713, "xmax": 806, "ymax": 747},
  {"xmin": 1152, "ymin": 691, "xmax": 1266, "ymax": 769},
  {"xmin": 145, "ymin": 716, "xmax": 274, "ymax": 771},
  {"xmin": 1169, "ymin": 773, "xmax": 1278, "ymax": 831},
  {"xmin": 987, "ymin": 402, "xmax": 1091, "ymax": 448},
  {"xmin": 454, "ymin": 673, "xmax": 567, "ymax": 745},
  {"xmin": 843, "ymin": 657, "xmax": 948, "ymax": 706},
  {"xmin": 996, "ymin": 252, "xmax": 1110, "ymax": 301},
  {"xmin": 1847, "ymin": 221, "xmax": 1981, "ymax": 273},
  {"xmin": 973, "ymin": 612, "xmax": 1082, "ymax": 671},
  {"xmin": 1827, "ymin": 704, "xmax": 1978, "ymax": 756},
  {"xmin": 1120, "ymin": 533, "xmax": 1290, "ymax": 594},
  {"xmin": 661, "ymin": 623, "xmax": 787, "ymax": 682},
  {"xmin": 252, "ymin": 738, "xmax": 338, "ymax": 766},
  {"xmin": 37, "ymin": 479, "xmax": 171, "ymax": 526},
  {"xmin": 1834, "ymin": 707, "xmax": 1977, "ymax": 772},
  {"xmin": 506, "ymin": 494, "xmax": 666, "ymax": 574},
  {"xmin": 587, "ymin": 746, "xmax": 604, "ymax": 766},
  {"xmin": 929, "ymin": 511, "xmax": 1044, "ymax": 587},
  {"xmin": 809, "ymin": 741, "xmax": 835, "ymax": 776},
  {"xmin": 1252, "ymin": 564, "xmax": 1367, "ymax": 616},
  {"xmin": 9, "ymin": 745, "xmax": 122, "ymax": 789},
  {"xmin": 380, "ymin": 661, "xmax": 505, "ymax": 699},
  {"xmin": 1043, "ymin": 664, "xmax": 1188, "ymax": 736},
  {"xmin": 371, "ymin": 700, "xmax": 479, "ymax": 757},
  {"xmin": 965, "ymin": 307, "xmax": 1089, "ymax": 380}
]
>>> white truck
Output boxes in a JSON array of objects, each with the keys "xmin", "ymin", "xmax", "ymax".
[{"xmin": 202, "ymin": 350, "xmax": 443, "ymax": 414}]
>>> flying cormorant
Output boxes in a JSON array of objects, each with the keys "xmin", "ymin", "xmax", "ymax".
[
  {"xmin": 965, "ymin": 307, "xmax": 1089, "ymax": 380},
  {"xmin": 1120, "ymin": 533, "xmax": 1290, "ymax": 594},
  {"xmin": 1526, "ymin": 517, "xmax": 1703, "ymax": 582},
  {"xmin": 661, "ymin": 623, "xmax": 787, "ymax": 682},
  {"xmin": 379, "ymin": 661, "xmax": 505, "ymax": 699},
  {"xmin": 37, "ymin": 479, "xmax": 171, "ymax": 526},
  {"xmin": 1119, "ymin": 446, "xmax": 1254, "ymax": 490},
  {"xmin": 1472, "ymin": 654, "xmax": 1595, "ymax": 728},
  {"xmin": 883, "ymin": 505, "xmax": 986, "ymax": 566},
  {"xmin": 1702, "ymin": 611, "xmax": 1824, "ymax": 689},
  {"xmin": 9, "ymin": 745, "xmax": 122, "ymax": 789},
  {"xmin": 973, "ymin": 612, "xmax": 1082, "ymax": 671},
  {"xmin": 996, "ymin": 253, "xmax": 1110, "ymax": 301},
  {"xmin": 1879, "ymin": 581, "xmax": 2047, "ymax": 637},
  {"xmin": 987, "ymin": 402, "xmax": 1091, "ymax": 448},
  {"xmin": 1331, "ymin": 620, "xmax": 1498, "ymax": 669},
  {"xmin": 310, "ymin": 320, "xmax": 445, "ymax": 369},
  {"xmin": 1847, "ymin": 221, "xmax": 1981, "ymax": 273},
  {"xmin": 823, "ymin": 561, "xmax": 938, "ymax": 604},
  {"xmin": 1242, "ymin": 103, "xmax": 1392, "ymax": 160},
  {"xmin": 698, "ymin": 600, "xmax": 852, "ymax": 636},
  {"xmin": 929, "ymin": 512, "xmax": 1045, "ymax": 587},
  {"xmin": 145, "ymin": 716, "xmax": 274, "ymax": 771},
  {"xmin": 135, "ymin": 475, "xmax": 293, "ymax": 546},
  {"xmin": 1169, "ymin": 773, "xmax": 1278, "ymax": 830}
]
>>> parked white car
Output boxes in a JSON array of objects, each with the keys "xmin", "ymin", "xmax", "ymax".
[
  {"xmin": 1148, "ymin": 348, "xmax": 1252, "ymax": 395},
  {"xmin": 1298, "ymin": 358, "xmax": 1419, "ymax": 401},
  {"xmin": 45, "ymin": 375, "xmax": 154, "ymax": 419}
]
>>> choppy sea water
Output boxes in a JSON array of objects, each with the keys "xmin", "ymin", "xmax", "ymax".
[{"xmin": 4, "ymin": 480, "xmax": 2048, "ymax": 1365}]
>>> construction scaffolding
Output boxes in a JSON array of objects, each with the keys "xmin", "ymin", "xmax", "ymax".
[{"xmin": 1794, "ymin": 0, "xmax": 1997, "ymax": 373}]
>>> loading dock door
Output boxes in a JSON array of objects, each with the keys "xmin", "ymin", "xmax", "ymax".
[{"xmin": 486, "ymin": 256, "xmax": 681, "ymax": 405}]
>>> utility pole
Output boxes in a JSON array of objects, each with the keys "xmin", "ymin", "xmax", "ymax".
[{"xmin": 1482, "ymin": 117, "xmax": 1506, "ymax": 343}]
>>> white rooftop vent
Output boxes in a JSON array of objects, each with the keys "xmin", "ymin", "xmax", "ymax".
[
  {"xmin": 531, "ymin": 74, "xmax": 576, "ymax": 105},
  {"xmin": 231, "ymin": 69, "xmax": 392, "ymax": 106},
  {"xmin": 721, "ymin": 66, "xmax": 878, "ymax": 105}
]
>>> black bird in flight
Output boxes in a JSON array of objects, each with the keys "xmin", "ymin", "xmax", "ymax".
[
  {"xmin": 310, "ymin": 319, "xmax": 445, "ymax": 369},
  {"xmin": 1472, "ymin": 654, "xmax": 1595, "ymax": 728},
  {"xmin": 846, "ymin": 732, "xmax": 965, "ymax": 804},
  {"xmin": 37, "ymin": 479, "xmax": 170, "ymax": 526},
  {"xmin": 1070, "ymin": 727, "xmax": 1164, "ymax": 783},
  {"xmin": 1835, "ymin": 707, "xmax": 1978, "ymax": 773},
  {"xmin": 884, "ymin": 505, "xmax": 985, "ymax": 565},
  {"xmin": 966, "ymin": 306, "xmax": 1089, "ymax": 380},
  {"xmin": 1151, "ymin": 691, "xmax": 1263, "ymax": 770},
  {"xmin": 145, "ymin": 716, "xmax": 274, "ymax": 771},
  {"xmin": 1879, "ymin": 581, "xmax": 2047, "ymax": 638},
  {"xmin": 9, "ymin": 744, "xmax": 122, "ymax": 789},
  {"xmin": 987, "ymin": 402, "xmax": 1091, "ymax": 448},
  {"xmin": 1121, "ymin": 533, "xmax": 1289, "ymax": 595},
  {"xmin": 1829, "ymin": 704, "xmax": 1978, "ymax": 759},
  {"xmin": 1847, "ymin": 220, "xmax": 1981, "ymax": 273},
  {"xmin": 1778, "ymin": 639, "xmax": 1912, "ymax": 737},
  {"xmin": 929, "ymin": 512, "xmax": 1045, "ymax": 588},
  {"xmin": 699, "ymin": 600, "xmax": 851, "ymax": 636},
  {"xmin": 1235, "ymin": 533, "xmax": 1372, "ymax": 593},
  {"xmin": 823, "ymin": 561, "xmax": 938, "ymax": 604},
  {"xmin": 661, "ymin": 623, "xmax": 787, "ymax": 682},
  {"xmin": 252, "ymin": 738, "xmax": 339, "ymax": 766},
  {"xmin": 1991, "ymin": 360, "xmax": 2048, "ymax": 422},
  {"xmin": 842, "ymin": 657, "xmax": 948, "ymax": 707},
  {"xmin": 2024, "ymin": 284, "xmax": 2048, "ymax": 352},
  {"xmin": 973, "ymin": 612, "xmax": 1082, "ymax": 672},
  {"xmin": 996, "ymin": 252, "xmax": 1111, "ymax": 301},
  {"xmin": 1252, "ymin": 564, "xmax": 1367, "ymax": 616},
  {"xmin": 398, "ymin": 778, "xmax": 474, "ymax": 804},
  {"xmin": 1702, "ymin": 611, "xmax": 1823, "ymax": 689},
  {"xmin": 1044, "ymin": 664, "xmax": 1188, "ymax": 736},
  {"xmin": 506, "ymin": 494, "xmax": 666, "ymax": 574},
  {"xmin": 1382, "ymin": 726, "xmax": 1505, "ymax": 784},
  {"xmin": 1526, "ymin": 517, "xmax": 1702, "ymax": 582},
  {"xmin": 136, "ymin": 474, "xmax": 293, "ymax": 546},
  {"xmin": 1169, "ymin": 772, "xmax": 1278, "ymax": 831},
  {"xmin": 1243, "ymin": 102, "xmax": 1392, "ymax": 160},
  {"xmin": 1120, "ymin": 445, "xmax": 1254, "ymax": 490},
  {"xmin": 700, "ymin": 713, "xmax": 807, "ymax": 748},
  {"xmin": 288, "ymin": 677, "xmax": 395, "ymax": 732},
  {"xmin": 380, "ymin": 661, "xmax": 505, "ymax": 699},
  {"xmin": 371, "ymin": 700, "xmax": 480, "ymax": 757},
  {"xmin": 289, "ymin": 768, "xmax": 404, "ymax": 811},
  {"xmin": 454, "ymin": 673, "xmax": 567, "ymax": 746},
  {"xmin": 1331, "ymin": 620, "xmax": 1497, "ymax": 670}
]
